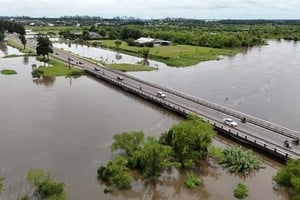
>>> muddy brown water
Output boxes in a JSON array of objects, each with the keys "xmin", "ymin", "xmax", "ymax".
[
  {"xmin": 55, "ymin": 40, "xmax": 300, "ymax": 132},
  {"xmin": 0, "ymin": 43, "xmax": 290, "ymax": 199}
]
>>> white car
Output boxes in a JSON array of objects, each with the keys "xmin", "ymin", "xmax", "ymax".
[
  {"xmin": 223, "ymin": 118, "xmax": 238, "ymax": 127},
  {"xmin": 156, "ymin": 91, "xmax": 166, "ymax": 98}
]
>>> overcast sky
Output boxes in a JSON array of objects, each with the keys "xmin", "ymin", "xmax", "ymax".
[{"xmin": 0, "ymin": 0, "xmax": 299, "ymax": 19}]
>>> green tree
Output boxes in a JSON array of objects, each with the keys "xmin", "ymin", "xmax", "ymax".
[
  {"xmin": 97, "ymin": 156, "xmax": 132, "ymax": 189},
  {"xmin": 27, "ymin": 168, "xmax": 66, "ymax": 200},
  {"xmin": 19, "ymin": 34, "xmax": 27, "ymax": 49},
  {"xmin": 136, "ymin": 137, "xmax": 173, "ymax": 178},
  {"xmin": 82, "ymin": 30, "xmax": 90, "ymax": 41},
  {"xmin": 36, "ymin": 35, "xmax": 53, "ymax": 60},
  {"xmin": 140, "ymin": 48, "xmax": 150, "ymax": 65},
  {"xmin": 234, "ymin": 183, "xmax": 249, "ymax": 199},
  {"xmin": 0, "ymin": 31, "xmax": 4, "ymax": 42},
  {"xmin": 0, "ymin": 176, "xmax": 4, "ymax": 195},
  {"xmin": 115, "ymin": 40, "xmax": 122, "ymax": 51},
  {"xmin": 159, "ymin": 114, "xmax": 215, "ymax": 168},
  {"xmin": 111, "ymin": 131, "xmax": 144, "ymax": 156},
  {"xmin": 275, "ymin": 159, "xmax": 300, "ymax": 199}
]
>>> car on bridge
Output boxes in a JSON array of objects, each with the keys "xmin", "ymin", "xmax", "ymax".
[
  {"xmin": 117, "ymin": 76, "xmax": 124, "ymax": 81},
  {"xmin": 156, "ymin": 91, "xmax": 166, "ymax": 98},
  {"xmin": 223, "ymin": 118, "xmax": 238, "ymax": 127}
]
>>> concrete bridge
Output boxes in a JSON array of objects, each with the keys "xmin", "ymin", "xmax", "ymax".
[
  {"xmin": 7, "ymin": 34, "xmax": 300, "ymax": 160},
  {"xmin": 55, "ymin": 47, "xmax": 300, "ymax": 161}
]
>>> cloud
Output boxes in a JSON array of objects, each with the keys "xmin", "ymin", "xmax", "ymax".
[{"xmin": 0, "ymin": 0, "xmax": 299, "ymax": 18}]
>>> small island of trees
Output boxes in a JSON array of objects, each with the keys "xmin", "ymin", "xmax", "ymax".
[{"xmin": 97, "ymin": 114, "xmax": 263, "ymax": 199}]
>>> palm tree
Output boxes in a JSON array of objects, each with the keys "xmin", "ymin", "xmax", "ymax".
[
  {"xmin": 115, "ymin": 40, "xmax": 122, "ymax": 59},
  {"xmin": 140, "ymin": 48, "xmax": 150, "ymax": 65}
]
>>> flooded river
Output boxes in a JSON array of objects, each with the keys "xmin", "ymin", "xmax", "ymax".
[
  {"xmin": 0, "ymin": 42, "xmax": 292, "ymax": 199},
  {"xmin": 54, "ymin": 40, "xmax": 300, "ymax": 132}
]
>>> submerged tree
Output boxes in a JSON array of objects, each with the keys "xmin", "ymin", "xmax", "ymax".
[
  {"xmin": 36, "ymin": 35, "xmax": 53, "ymax": 60},
  {"xmin": 19, "ymin": 34, "xmax": 27, "ymax": 49},
  {"xmin": 114, "ymin": 40, "xmax": 122, "ymax": 59},
  {"xmin": 97, "ymin": 156, "xmax": 132, "ymax": 189},
  {"xmin": 159, "ymin": 114, "xmax": 215, "ymax": 168},
  {"xmin": 110, "ymin": 131, "xmax": 173, "ymax": 179},
  {"xmin": 220, "ymin": 147, "xmax": 262, "ymax": 175},
  {"xmin": 134, "ymin": 137, "xmax": 173, "ymax": 178},
  {"xmin": 139, "ymin": 48, "xmax": 150, "ymax": 65},
  {"xmin": 27, "ymin": 168, "xmax": 66, "ymax": 200},
  {"xmin": 274, "ymin": 159, "xmax": 300, "ymax": 199},
  {"xmin": 0, "ymin": 176, "xmax": 4, "ymax": 195},
  {"xmin": 115, "ymin": 40, "xmax": 122, "ymax": 51},
  {"xmin": 234, "ymin": 183, "xmax": 249, "ymax": 199}
]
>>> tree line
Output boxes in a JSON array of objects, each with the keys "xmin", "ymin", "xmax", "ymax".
[
  {"xmin": 59, "ymin": 23, "xmax": 300, "ymax": 48},
  {"xmin": 0, "ymin": 19, "xmax": 27, "ymax": 49},
  {"xmin": 0, "ymin": 20, "xmax": 26, "ymax": 41}
]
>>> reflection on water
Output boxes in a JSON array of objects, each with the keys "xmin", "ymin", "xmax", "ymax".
[
  {"xmin": 0, "ymin": 42, "xmax": 8, "ymax": 55},
  {"xmin": 32, "ymin": 76, "xmax": 56, "ymax": 87},
  {"xmin": 23, "ymin": 55, "xmax": 29, "ymax": 65}
]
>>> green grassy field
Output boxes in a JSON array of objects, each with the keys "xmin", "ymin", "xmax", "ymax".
[
  {"xmin": 101, "ymin": 40, "xmax": 239, "ymax": 67},
  {"xmin": 107, "ymin": 63, "xmax": 157, "ymax": 72},
  {"xmin": 37, "ymin": 59, "xmax": 85, "ymax": 77},
  {"xmin": 6, "ymin": 39, "xmax": 36, "ymax": 55},
  {"xmin": 27, "ymin": 26, "xmax": 89, "ymax": 35},
  {"xmin": 1, "ymin": 69, "xmax": 17, "ymax": 75}
]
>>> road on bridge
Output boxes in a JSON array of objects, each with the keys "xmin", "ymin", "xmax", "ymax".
[{"xmin": 7, "ymin": 34, "xmax": 300, "ymax": 159}]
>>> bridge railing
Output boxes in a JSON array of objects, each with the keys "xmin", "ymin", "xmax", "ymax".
[
  {"xmin": 86, "ymin": 68, "xmax": 299, "ymax": 160},
  {"xmin": 97, "ymin": 66, "xmax": 300, "ymax": 140}
]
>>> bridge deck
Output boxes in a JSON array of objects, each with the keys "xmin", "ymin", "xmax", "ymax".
[{"xmin": 9, "ymin": 35, "xmax": 300, "ymax": 160}]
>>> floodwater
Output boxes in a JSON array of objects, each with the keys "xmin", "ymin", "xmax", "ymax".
[
  {"xmin": 0, "ymin": 42, "xmax": 290, "ymax": 199},
  {"xmin": 54, "ymin": 40, "xmax": 300, "ymax": 132}
]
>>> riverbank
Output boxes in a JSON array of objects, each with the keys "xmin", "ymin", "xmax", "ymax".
[
  {"xmin": 99, "ymin": 40, "xmax": 239, "ymax": 67},
  {"xmin": 107, "ymin": 63, "xmax": 157, "ymax": 72},
  {"xmin": 36, "ymin": 58, "xmax": 85, "ymax": 77},
  {"xmin": 6, "ymin": 39, "xmax": 36, "ymax": 55}
]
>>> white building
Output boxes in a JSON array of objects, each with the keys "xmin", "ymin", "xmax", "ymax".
[{"xmin": 134, "ymin": 37, "xmax": 171, "ymax": 46}]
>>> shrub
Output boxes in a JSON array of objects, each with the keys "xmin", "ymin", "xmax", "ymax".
[
  {"xmin": 0, "ymin": 177, "xmax": 4, "ymax": 195},
  {"xmin": 26, "ymin": 168, "xmax": 66, "ymax": 199},
  {"xmin": 274, "ymin": 159, "xmax": 300, "ymax": 199},
  {"xmin": 208, "ymin": 146, "xmax": 224, "ymax": 161},
  {"xmin": 234, "ymin": 183, "xmax": 249, "ymax": 199},
  {"xmin": 68, "ymin": 70, "xmax": 84, "ymax": 77},
  {"xmin": 97, "ymin": 156, "xmax": 132, "ymax": 189},
  {"xmin": 136, "ymin": 138, "xmax": 173, "ymax": 178},
  {"xmin": 1, "ymin": 69, "xmax": 17, "ymax": 75},
  {"xmin": 111, "ymin": 131, "xmax": 144, "ymax": 156},
  {"xmin": 31, "ymin": 69, "xmax": 44, "ymax": 77},
  {"xmin": 185, "ymin": 174, "xmax": 202, "ymax": 189},
  {"xmin": 182, "ymin": 159, "xmax": 196, "ymax": 169},
  {"xmin": 220, "ymin": 147, "xmax": 262, "ymax": 175},
  {"xmin": 103, "ymin": 187, "xmax": 113, "ymax": 193},
  {"xmin": 159, "ymin": 114, "xmax": 215, "ymax": 168}
]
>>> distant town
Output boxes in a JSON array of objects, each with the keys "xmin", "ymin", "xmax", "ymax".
[{"xmin": 1, "ymin": 16, "xmax": 300, "ymax": 27}]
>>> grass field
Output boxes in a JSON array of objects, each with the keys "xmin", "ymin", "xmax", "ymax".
[
  {"xmin": 37, "ymin": 59, "xmax": 85, "ymax": 77},
  {"xmin": 27, "ymin": 26, "xmax": 89, "ymax": 35},
  {"xmin": 1, "ymin": 69, "xmax": 17, "ymax": 75},
  {"xmin": 100, "ymin": 40, "xmax": 239, "ymax": 67},
  {"xmin": 107, "ymin": 63, "xmax": 157, "ymax": 72},
  {"xmin": 6, "ymin": 39, "xmax": 36, "ymax": 55}
]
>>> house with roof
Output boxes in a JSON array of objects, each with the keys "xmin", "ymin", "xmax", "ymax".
[{"xmin": 134, "ymin": 37, "xmax": 171, "ymax": 47}]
